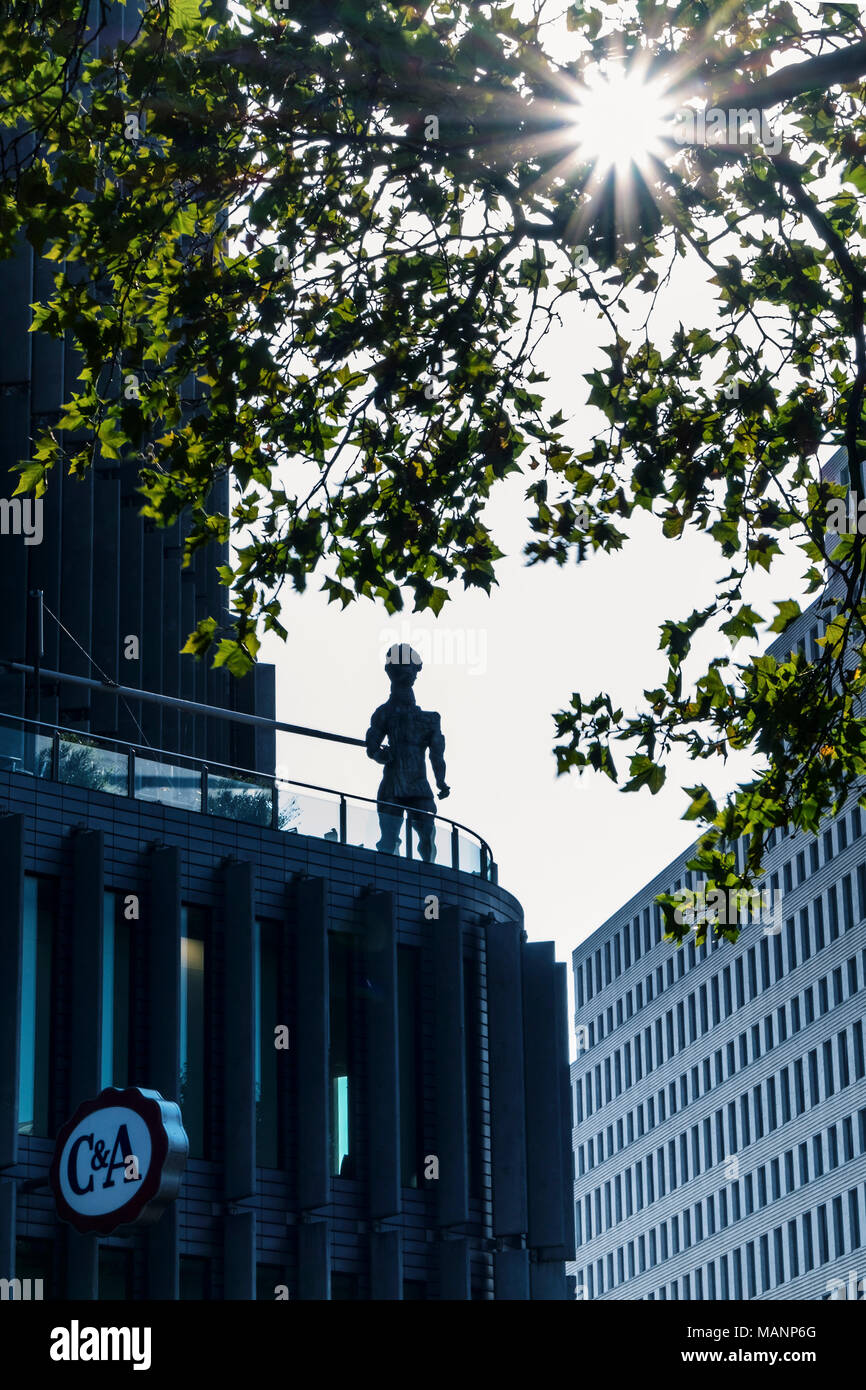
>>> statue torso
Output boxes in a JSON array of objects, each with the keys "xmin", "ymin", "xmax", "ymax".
[{"xmin": 373, "ymin": 698, "xmax": 438, "ymax": 799}]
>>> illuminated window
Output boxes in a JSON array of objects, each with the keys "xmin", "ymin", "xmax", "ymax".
[
  {"xmin": 329, "ymin": 933, "xmax": 354, "ymax": 1177},
  {"xmin": 19, "ymin": 877, "xmax": 55, "ymax": 1136},
  {"xmin": 180, "ymin": 908, "xmax": 208, "ymax": 1157},
  {"xmin": 101, "ymin": 892, "xmax": 132, "ymax": 1089}
]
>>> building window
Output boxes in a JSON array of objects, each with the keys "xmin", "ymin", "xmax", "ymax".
[
  {"xmin": 15, "ymin": 1237, "xmax": 52, "ymax": 1300},
  {"xmin": 799, "ymin": 910, "xmax": 811, "ymax": 963},
  {"xmin": 180, "ymin": 907, "xmax": 208, "ymax": 1158},
  {"xmin": 759, "ymin": 1233, "xmax": 770, "ymax": 1293},
  {"xmin": 843, "ymin": 875, "xmax": 854, "ymax": 931},
  {"xmin": 397, "ymin": 946, "xmax": 423, "ymax": 1188},
  {"xmin": 780, "ymin": 1067, "xmax": 791, "ymax": 1124},
  {"xmin": 814, "ymin": 898, "xmax": 825, "ymax": 950},
  {"xmin": 19, "ymin": 877, "xmax": 56, "ymax": 1136},
  {"xmin": 828, "ymin": 1031, "xmax": 846, "ymax": 1098},
  {"xmin": 740, "ymin": 1094, "xmax": 751, "ymax": 1147},
  {"xmin": 745, "ymin": 1241, "xmax": 757, "ymax": 1298},
  {"xmin": 817, "ymin": 1204, "xmax": 830, "ymax": 1264},
  {"xmin": 823, "ymin": 1039, "xmax": 835, "ymax": 1097},
  {"xmin": 786, "ymin": 918, "xmax": 797, "ymax": 971},
  {"xmin": 329, "ymin": 932, "xmax": 354, "ymax": 1177},
  {"xmin": 807, "ymin": 1048, "xmax": 820, "ymax": 1107},
  {"xmin": 255, "ymin": 920, "xmax": 281, "ymax": 1169},
  {"xmin": 753, "ymin": 1084, "xmax": 764, "ymax": 1140},
  {"xmin": 179, "ymin": 1256, "xmax": 210, "ymax": 1300},
  {"xmin": 463, "ymin": 954, "xmax": 483, "ymax": 1199},
  {"xmin": 849, "ymin": 1188, "xmax": 861, "ymax": 1251},
  {"xmin": 802, "ymin": 1212, "xmax": 814, "ymax": 1272},
  {"xmin": 98, "ymin": 1247, "xmax": 133, "ymax": 1300},
  {"xmin": 828, "ymin": 885, "xmax": 839, "ymax": 940},
  {"xmin": 101, "ymin": 892, "xmax": 132, "ymax": 1090}
]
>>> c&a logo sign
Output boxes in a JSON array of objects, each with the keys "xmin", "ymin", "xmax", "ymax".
[{"xmin": 49, "ymin": 1087, "xmax": 188, "ymax": 1235}]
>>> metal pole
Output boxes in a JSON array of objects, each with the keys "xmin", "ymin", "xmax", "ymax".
[
  {"xmin": 0, "ymin": 660, "xmax": 366, "ymax": 748},
  {"xmin": 27, "ymin": 591, "xmax": 43, "ymax": 725}
]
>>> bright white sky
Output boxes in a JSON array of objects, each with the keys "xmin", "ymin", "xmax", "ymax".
[{"xmin": 255, "ymin": 3, "xmax": 845, "ymax": 1035}]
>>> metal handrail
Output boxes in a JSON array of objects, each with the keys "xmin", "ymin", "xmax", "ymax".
[{"xmin": 0, "ymin": 710, "xmax": 496, "ymax": 879}]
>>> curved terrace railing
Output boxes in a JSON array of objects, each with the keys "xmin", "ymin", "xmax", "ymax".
[{"xmin": 0, "ymin": 712, "xmax": 496, "ymax": 881}]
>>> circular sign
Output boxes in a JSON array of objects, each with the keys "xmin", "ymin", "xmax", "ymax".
[{"xmin": 49, "ymin": 1087, "xmax": 189, "ymax": 1235}]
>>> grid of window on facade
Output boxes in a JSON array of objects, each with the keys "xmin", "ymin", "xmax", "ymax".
[{"xmin": 570, "ymin": 803, "xmax": 866, "ymax": 1300}]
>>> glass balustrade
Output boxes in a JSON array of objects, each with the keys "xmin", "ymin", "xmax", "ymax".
[
  {"xmin": 0, "ymin": 721, "xmax": 52, "ymax": 778},
  {"xmin": 135, "ymin": 755, "xmax": 201, "ymax": 812},
  {"xmin": 345, "ymin": 797, "xmax": 383, "ymax": 854},
  {"xmin": 208, "ymin": 770, "xmax": 273, "ymax": 826},
  {"xmin": 58, "ymin": 735, "xmax": 128, "ymax": 796},
  {"xmin": 277, "ymin": 786, "xmax": 340, "ymax": 841},
  {"xmin": 457, "ymin": 831, "xmax": 482, "ymax": 877},
  {"xmin": 0, "ymin": 713, "xmax": 495, "ymax": 879}
]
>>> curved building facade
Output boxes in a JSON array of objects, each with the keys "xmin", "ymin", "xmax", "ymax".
[
  {"xmin": 0, "ymin": 737, "xmax": 573, "ymax": 1299},
  {"xmin": 569, "ymin": 595, "xmax": 866, "ymax": 1301}
]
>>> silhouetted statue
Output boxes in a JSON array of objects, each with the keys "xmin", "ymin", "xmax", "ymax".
[{"xmin": 365, "ymin": 644, "xmax": 450, "ymax": 861}]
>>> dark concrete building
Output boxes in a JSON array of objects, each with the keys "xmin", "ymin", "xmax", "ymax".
[
  {"xmin": 0, "ymin": 50, "xmax": 574, "ymax": 1290},
  {"xmin": 0, "ymin": 755, "xmax": 574, "ymax": 1299}
]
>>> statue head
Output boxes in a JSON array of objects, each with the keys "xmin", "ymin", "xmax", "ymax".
[{"xmin": 385, "ymin": 642, "xmax": 422, "ymax": 692}]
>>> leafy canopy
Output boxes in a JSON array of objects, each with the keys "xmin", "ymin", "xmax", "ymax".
[{"xmin": 3, "ymin": 0, "xmax": 866, "ymax": 938}]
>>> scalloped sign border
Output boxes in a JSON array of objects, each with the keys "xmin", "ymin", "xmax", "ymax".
[{"xmin": 49, "ymin": 1087, "xmax": 189, "ymax": 1236}]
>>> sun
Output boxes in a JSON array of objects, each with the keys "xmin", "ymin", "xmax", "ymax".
[{"xmin": 569, "ymin": 65, "xmax": 675, "ymax": 175}]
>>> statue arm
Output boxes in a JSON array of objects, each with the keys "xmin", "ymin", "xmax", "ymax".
[
  {"xmin": 365, "ymin": 707, "xmax": 391, "ymax": 764},
  {"xmin": 428, "ymin": 714, "xmax": 449, "ymax": 798}
]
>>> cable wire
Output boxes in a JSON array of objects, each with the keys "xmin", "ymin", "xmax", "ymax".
[{"xmin": 40, "ymin": 601, "xmax": 152, "ymax": 748}]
